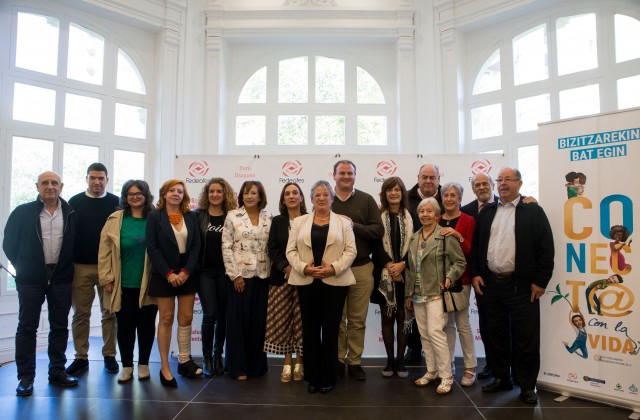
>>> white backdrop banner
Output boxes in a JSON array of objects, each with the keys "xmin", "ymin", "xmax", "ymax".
[
  {"xmin": 172, "ymin": 153, "xmax": 506, "ymax": 358},
  {"xmin": 538, "ymin": 108, "xmax": 640, "ymax": 411}
]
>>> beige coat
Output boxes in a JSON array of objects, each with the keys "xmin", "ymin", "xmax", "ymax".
[
  {"xmin": 286, "ymin": 211, "xmax": 356, "ymax": 286},
  {"xmin": 98, "ymin": 210, "xmax": 155, "ymax": 313}
]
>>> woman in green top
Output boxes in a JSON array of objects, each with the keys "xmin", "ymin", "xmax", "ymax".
[{"xmin": 98, "ymin": 180, "xmax": 158, "ymax": 383}]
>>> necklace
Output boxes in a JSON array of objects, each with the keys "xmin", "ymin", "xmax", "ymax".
[
  {"xmin": 420, "ymin": 228, "xmax": 436, "ymax": 249},
  {"xmin": 420, "ymin": 227, "xmax": 435, "ymax": 248},
  {"xmin": 314, "ymin": 214, "xmax": 330, "ymax": 221},
  {"xmin": 168, "ymin": 213, "xmax": 183, "ymax": 225}
]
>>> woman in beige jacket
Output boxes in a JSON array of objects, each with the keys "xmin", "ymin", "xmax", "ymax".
[
  {"xmin": 98, "ymin": 180, "xmax": 157, "ymax": 383},
  {"xmin": 286, "ymin": 180, "xmax": 356, "ymax": 394}
]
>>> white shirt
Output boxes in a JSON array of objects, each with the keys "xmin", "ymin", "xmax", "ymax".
[
  {"xmin": 40, "ymin": 199, "xmax": 64, "ymax": 265},
  {"xmin": 487, "ymin": 196, "xmax": 520, "ymax": 273}
]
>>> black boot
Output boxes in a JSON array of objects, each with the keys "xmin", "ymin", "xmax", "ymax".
[
  {"xmin": 203, "ymin": 356, "xmax": 214, "ymax": 377},
  {"xmin": 214, "ymin": 353, "xmax": 224, "ymax": 375}
]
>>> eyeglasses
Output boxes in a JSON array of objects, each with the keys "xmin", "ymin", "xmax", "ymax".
[
  {"xmin": 495, "ymin": 177, "xmax": 520, "ymax": 184},
  {"xmin": 126, "ymin": 192, "xmax": 144, "ymax": 198}
]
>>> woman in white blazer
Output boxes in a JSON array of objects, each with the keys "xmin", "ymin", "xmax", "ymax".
[{"xmin": 286, "ymin": 180, "xmax": 356, "ymax": 394}]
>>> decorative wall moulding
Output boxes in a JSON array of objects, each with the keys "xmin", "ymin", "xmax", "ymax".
[{"xmin": 282, "ymin": 0, "xmax": 338, "ymax": 5}]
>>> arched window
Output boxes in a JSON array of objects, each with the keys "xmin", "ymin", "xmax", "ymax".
[
  {"xmin": 229, "ymin": 52, "xmax": 393, "ymax": 153},
  {"xmin": 2, "ymin": 6, "xmax": 153, "ymax": 292},
  {"xmin": 466, "ymin": 5, "xmax": 640, "ymax": 198}
]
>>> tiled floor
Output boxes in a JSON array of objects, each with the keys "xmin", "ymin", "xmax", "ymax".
[{"xmin": 0, "ymin": 338, "xmax": 635, "ymax": 420}]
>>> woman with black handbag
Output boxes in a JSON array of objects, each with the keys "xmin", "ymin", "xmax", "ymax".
[{"xmin": 405, "ymin": 197, "xmax": 466, "ymax": 394}]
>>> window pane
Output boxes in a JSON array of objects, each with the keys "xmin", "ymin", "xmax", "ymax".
[
  {"xmin": 615, "ymin": 14, "xmax": 640, "ymax": 63},
  {"xmin": 62, "ymin": 143, "xmax": 100, "ymax": 199},
  {"xmin": 117, "ymin": 49, "xmax": 146, "ymax": 94},
  {"xmin": 515, "ymin": 94, "xmax": 550, "ymax": 132},
  {"xmin": 236, "ymin": 116, "xmax": 266, "ymax": 145},
  {"xmin": 65, "ymin": 93, "xmax": 102, "ymax": 132},
  {"xmin": 278, "ymin": 115, "xmax": 308, "ymax": 145},
  {"xmin": 617, "ymin": 75, "xmax": 640, "ymax": 110},
  {"xmin": 10, "ymin": 137, "xmax": 54, "ymax": 210},
  {"xmin": 556, "ymin": 14, "xmax": 597, "ymax": 76},
  {"xmin": 559, "ymin": 84, "xmax": 600, "ymax": 119},
  {"xmin": 239, "ymin": 67, "xmax": 266, "ymax": 103},
  {"xmin": 13, "ymin": 83, "xmax": 56, "ymax": 125},
  {"xmin": 517, "ymin": 145, "xmax": 539, "ymax": 199},
  {"xmin": 357, "ymin": 116, "xmax": 387, "ymax": 146},
  {"xmin": 114, "ymin": 103, "xmax": 148, "ymax": 139},
  {"xmin": 316, "ymin": 56, "xmax": 344, "ymax": 103},
  {"xmin": 513, "ymin": 24, "xmax": 548, "ymax": 85},
  {"xmin": 113, "ymin": 150, "xmax": 145, "ymax": 197},
  {"xmin": 279, "ymin": 57, "xmax": 308, "ymax": 103},
  {"xmin": 15, "ymin": 12, "xmax": 59, "ymax": 75},
  {"xmin": 473, "ymin": 49, "xmax": 501, "ymax": 95},
  {"xmin": 357, "ymin": 67, "xmax": 385, "ymax": 104},
  {"xmin": 471, "ymin": 104, "xmax": 503, "ymax": 139},
  {"xmin": 316, "ymin": 116, "xmax": 345, "ymax": 145},
  {"xmin": 67, "ymin": 23, "xmax": 104, "ymax": 85}
]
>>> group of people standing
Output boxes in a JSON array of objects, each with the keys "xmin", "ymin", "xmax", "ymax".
[{"xmin": 4, "ymin": 159, "xmax": 554, "ymax": 405}]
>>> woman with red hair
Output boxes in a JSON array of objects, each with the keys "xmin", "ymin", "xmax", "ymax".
[{"xmin": 147, "ymin": 179, "xmax": 201, "ymax": 387}]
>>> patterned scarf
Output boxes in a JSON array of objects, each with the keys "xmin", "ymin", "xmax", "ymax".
[{"xmin": 379, "ymin": 209, "xmax": 412, "ymax": 319}]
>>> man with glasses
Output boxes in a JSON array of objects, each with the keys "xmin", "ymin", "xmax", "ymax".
[
  {"xmin": 471, "ymin": 167, "xmax": 554, "ymax": 404},
  {"xmin": 66, "ymin": 163, "xmax": 120, "ymax": 376}
]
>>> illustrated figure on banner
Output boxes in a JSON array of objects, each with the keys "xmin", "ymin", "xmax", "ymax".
[
  {"xmin": 585, "ymin": 274, "xmax": 624, "ymax": 315},
  {"xmin": 562, "ymin": 308, "xmax": 588, "ymax": 359},
  {"xmin": 609, "ymin": 225, "xmax": 632, "ymax": 273},
  {"xmin": 564, "ymin": 171, "xmax": 587, "ymax": 199}
]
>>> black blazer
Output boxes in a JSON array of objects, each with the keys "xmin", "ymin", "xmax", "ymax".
[
  {"xmin": 461, "ymin": 195, "xmax": 499, "ymax": 219},
  {"xmin": 267, "ymin": 214, "xmax": 291, "ymax": 286},
  {"xmin": 146, "ymin": 208, "xmax": 201, "ymax": 278},
  {"xmin": 470, "ymin": 196, "xmax": 554, "ymax": 289}
]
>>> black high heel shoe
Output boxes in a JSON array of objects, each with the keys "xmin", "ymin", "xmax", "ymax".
[{"xmin": 160, "ymin": 370, "xmax": 177, "ymax": 387}]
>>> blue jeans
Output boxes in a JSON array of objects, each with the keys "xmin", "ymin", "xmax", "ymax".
[
  {"xmin": 16, "ymin": 282, "xmax": 72, "ymax": 380},
  {"xmin": 198, "ymin": 270, "xmax": 228, "ymax": 357}
]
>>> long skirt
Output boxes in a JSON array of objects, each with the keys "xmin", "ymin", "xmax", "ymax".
[{"xmin": 263, "ymin": 283, "xmax": 303, "ymax": 356}]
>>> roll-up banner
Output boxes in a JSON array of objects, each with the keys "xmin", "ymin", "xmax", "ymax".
[
  {"xmin": 171, "ymin": 153, "xmax": 505, "ymax": 358},
  {"xmin": 538, "ymin": 108, "xmax": 640, "ymax": 412}
]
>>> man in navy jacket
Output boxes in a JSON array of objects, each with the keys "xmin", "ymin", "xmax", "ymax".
[
  {"xmin": 3, "ymin": 171, "xmax": 79, "ymax": 396},
  {"xmin": 471, "ymin": 167, "xmax": 554, "ymax": 405}
]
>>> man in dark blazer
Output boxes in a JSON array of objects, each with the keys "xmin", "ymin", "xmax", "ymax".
[
  {"xmin": 471, "ymin": 167, "xmax": 554, "ymax": 405},
  {"xmin": 3, "ymin": 171, "xmax": 79, "ymax": 396}
]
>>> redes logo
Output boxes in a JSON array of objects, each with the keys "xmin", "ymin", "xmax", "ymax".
[
  {"xmin": 376, "ymin": 160, "xmax": 397, "ymax": 177},
  {"xmin": 471, "ymin": 159, "xmax": 492, "ymax": 175},
  {"xmin": 188, "ymin": 161, "xmax": 209, "ymax": 177},
  {"xmin": 282, "ymin": 160, "xmax": 303, "ymax": 177}
]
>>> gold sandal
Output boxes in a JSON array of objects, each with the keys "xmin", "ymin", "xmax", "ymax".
[
  {"xmin": 415, "ymin": 371, "xmax": 438, "ymax": 387},
  {"xmin": 293, "ymin": 363, "xmax": 304, "ymax": 381},
  {"xmin": 281, "ymin": 365, "xmax": 292, "ymax": 382},
  {"xmin": 437, "ymin": 377, "xmax": 454, "ymax": 394}
]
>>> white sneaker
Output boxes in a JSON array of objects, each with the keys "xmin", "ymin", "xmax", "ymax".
[
  {"xmin": 138, "ymin": 364, "xmax": 150, "ymax": 380},
  {"xmin": 118, "ymin": 367, "xmax": 133, "ymax": 383}
]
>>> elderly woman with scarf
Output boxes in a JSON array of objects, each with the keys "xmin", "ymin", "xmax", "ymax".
[{"xmin": 371, "ymin": 177, "xmax": 413, "ymax": 378}]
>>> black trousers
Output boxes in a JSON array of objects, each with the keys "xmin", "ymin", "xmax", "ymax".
[
  {"xmin": 115, "ymin": 287, "xmax": 158, "ymax": 367},
  {"xmin": 225, "ymin": 277, "xmax": 268, "ymax": 378},
  {"xmin": 297, "ymin": 279, "xmax": 348, "ymax": 388},
  {"xmin": 198, "ymin": 270, "xmax": 228, "ymax": 357},
  {"xmin": 16, "ymin": 281, "xmax": 72, "ymax": 380},
  {"xmin": 476, "ymin": 276, "xmax": 540, "ymax": 391}
]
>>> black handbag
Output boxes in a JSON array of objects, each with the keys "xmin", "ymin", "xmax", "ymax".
[{"xmin": 441, "ymin": 236, "xmax": 469, "ymax": 312}]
